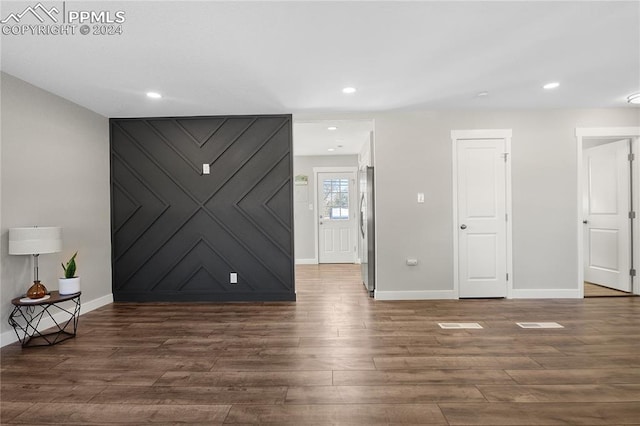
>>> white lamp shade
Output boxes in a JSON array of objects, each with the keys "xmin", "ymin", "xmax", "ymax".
[{"xmin": 9, "ymin": 227, "xmax": 62, "ymax": 255}]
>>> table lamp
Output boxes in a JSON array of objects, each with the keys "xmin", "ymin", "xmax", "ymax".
[{"xmin": 9, "ymin": 227, "xmax": 62, "ymax": 299}]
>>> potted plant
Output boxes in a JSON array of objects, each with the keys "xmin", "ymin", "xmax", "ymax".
[{"xmin": 59, "ymin": 252, "xmax": 80, "ymax": 295}]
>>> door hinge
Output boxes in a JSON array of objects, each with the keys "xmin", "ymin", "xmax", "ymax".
[
  {"xmin": 630, "ymin": 211, "xmax": 637, "ymax": 219},
  {"xmin": 502, "ymin": 153, "xmax": 509, "ymax": 162},
  {"xmin": 506, "ymin": 273, "xmax": 509, "ymax": 281},
  {"xmin": 629, "ymin": 153, "xmax": 635, "ymax": 162},
  {"xmin": 631, "ymin": 269, "xmax": 636, "ymax": 277},
  {"xmin": 505, "ymin": 213, "xmax": 508, "ymax": 221}
]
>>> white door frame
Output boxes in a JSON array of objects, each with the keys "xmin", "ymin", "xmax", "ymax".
[
  {"xmin": 576, "ymin": 127, "xmax": 640, "ymax": 296},
  {"xmin": 451, "ymin": 129, "xmax": 513, "ymax": 298},
  {"xmin": 313, "ymin": 166, "xmax": 358, "ymax": 264}
]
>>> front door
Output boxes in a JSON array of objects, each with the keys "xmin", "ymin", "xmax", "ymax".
[
  {"xmin": 457, "ymin": 139, "xmax": 508, "ymax": 298},
  {"xmin": 318, "ymin": 172, "xmax": 356, "ymax": 263},
  {"xmin": 583, "ymin": 139, "xmax": 632, "ymax": 292}
]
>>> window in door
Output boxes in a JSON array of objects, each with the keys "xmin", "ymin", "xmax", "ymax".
[{"xmin": 322, "ymin": 179, "xmax": 350, "ymax": 220}]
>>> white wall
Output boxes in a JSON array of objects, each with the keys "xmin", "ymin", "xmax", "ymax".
[
  {"xmin": 0, "ymin": 73, "xmax": 112, "ymax": 342},
  {"xmin": 293, "ymin": 155, "xmax": 359, "ymax": 262},
  {"xmin": 297, "ymin": 108, "xmax": 640, "ymax": 298}
]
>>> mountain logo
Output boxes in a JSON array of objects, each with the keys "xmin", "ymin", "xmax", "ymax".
[{"xmin": 1, "ymin": 3, "xmax": 60, "ymax": 24}]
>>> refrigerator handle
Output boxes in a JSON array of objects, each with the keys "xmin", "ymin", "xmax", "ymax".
[{"xmin": 359, "ymin": 195, "xmax": 366, "ymax": 238}]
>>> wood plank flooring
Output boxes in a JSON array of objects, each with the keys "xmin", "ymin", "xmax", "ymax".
[
  {"xmin": 584, "ymin": 281, "xmax": 633, "ymax": 297},
  {"xmin": 2, "ymin": 264, "xmax": 640, "ymax": 424}
]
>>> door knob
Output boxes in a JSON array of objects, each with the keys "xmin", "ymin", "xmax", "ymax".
[
  {"xmin": 583, "ymin": 220, "xmax": 588, "ymax": 224},
  {"xmin": 460, "ymin": 224, "xmax": 467, "ymax": 230}
]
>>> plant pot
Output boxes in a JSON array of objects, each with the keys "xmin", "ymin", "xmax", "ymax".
[{"xmin": 59, "ymin": 277, "xmax": 80, "ymax": 295}]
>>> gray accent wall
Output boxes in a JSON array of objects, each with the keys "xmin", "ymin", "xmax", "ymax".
[
  {"xmin": 1, "ymin": 73, "xmax": 112, "ymax": 336},
  {"xmin": 110, "ymin": 115, "xmax": 295, "ymax": 302},
  {"xmin": 293, "ymin": 155, "xmax": 358, "ymax": 262}
]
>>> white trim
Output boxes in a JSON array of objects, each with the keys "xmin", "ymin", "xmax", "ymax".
[
  {"xmin": 576, "ymin": 127, "xmax": 640, "ymax": 138},
  {"xmin": 313, "ymin": 166, "xmax": 358, "ymax": 264},
  {"xmin": 80, "ymin": 293, "xmax": 114, "ymax": 315},
  {"xmin": 313, "ymin": 167, "xmax": 359, "ymax": 173},
  {"xmin": 576, "ymin": 135, "xmax": 584, "ymax": 298},
  {"xmin": 1, "ymin": 331, "xmax": 17, "ymax": 348},
  {"xmin": 295, "ymin": 258, "xmax": 318, "ymax": 265},
  {"xmin": 451, "ymin": 129, "xmax": 512, "ymax": 140},
  {"xmin": 634, "ymin": 138, "xmax": 639, "ymax": 296},
  {"xmin": 511, "ymin": 289, "xmax": 581, "ymax": 299},
  {"xmin": 451, "ymin": 129, "xmax": 514, "ymax": 299},
  {"xmin": 452, "ymin": 136, "xmax": 460, "ymax": 298},
  {"xmin": 504, "ymin": 135, "xmax": 513, "ymax": 299},
  {"xmin": 576, "ymin": 127, "xmax": 640, "ymax": 297},
  {"xmin": 0, "ymin": 292, "xmax": 114, "ymax": 347},
  {"xmin": 374, "ymin": 289, "xmax": 457, "ymax": 300}
]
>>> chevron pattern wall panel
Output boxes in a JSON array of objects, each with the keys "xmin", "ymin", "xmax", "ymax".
[{"xmin": 110, "ymin": 115, "xmax": 295, "ymax": 302}]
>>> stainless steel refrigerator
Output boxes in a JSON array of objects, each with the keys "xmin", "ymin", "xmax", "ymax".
[{"xmin": 359, "ymin": 166, "xmax": 375, "ymax": 296}]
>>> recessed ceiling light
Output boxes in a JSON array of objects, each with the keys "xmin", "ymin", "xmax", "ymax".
[
  {"xmin": 543, "ymin": 82, "xmax": 560, "ymax": 90},
  {"xmin": 328, "ymin": 148, "xmax": 336, "ymax": 152},
  {"xmin": 327, "ymin": 126, "xmax": 338, "ymax": 131},
  {"xmin": 627, "ymin": 93, "xmax": 640, "ymax": 104},
  {"xmin": 146, "ymin": 92, "xmax": 162, "ymax": 99},
  {"xmin": 342, "ymin": 87, "xmax": 356, "ymax": 94}
]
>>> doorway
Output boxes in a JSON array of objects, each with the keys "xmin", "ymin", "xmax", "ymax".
[
  {"xmin": 583, "ymin": 139, "xmax": 633, "ymax": 294},
  {"xmin": 315, "ymin": 169, "xmax": 357, "ymax": 264},
  {"xmin": 292, "ymin": 119, "xmax": 374, "ymax": 266},
  {"xmin": 576, "ymin": 127, "xmax": 640, "ymax": 297},
  {"xmin": 452, "ymin": 129, "xmax": 513, "ymax": 298}
]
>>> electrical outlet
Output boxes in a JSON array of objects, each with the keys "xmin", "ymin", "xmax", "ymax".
[
  {"xmin": 202, "ymin": 163, "xmax": 210, "ymax": 175},
  {"xmin": 230, "ymin": 272, "xmax": 238, "ymax": 284}
]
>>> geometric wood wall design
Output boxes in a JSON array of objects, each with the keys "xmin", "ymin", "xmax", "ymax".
[{"xmin": 110, "ymin": 115, "xmax": 295, "ymax": 302}]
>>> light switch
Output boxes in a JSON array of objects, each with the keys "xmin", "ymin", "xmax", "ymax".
[
  {"xmin": 230, "ymin": 272, "xmax": 238, "ymax": 284},
  {"xmin": 417, "ymin": 193, "xmax": 425, "ymax": 203},
  {"xmin": 202, "ymin": 164, "xmax": 210, "ymax": 175}
]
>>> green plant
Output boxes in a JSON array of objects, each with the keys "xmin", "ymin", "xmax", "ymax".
[{"xmin": 62, "ymin": 252, "xmax": 78, "ymax": 279}]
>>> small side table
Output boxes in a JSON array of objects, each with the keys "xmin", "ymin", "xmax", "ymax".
[{"xmin": 8, "ymin": 291, "xmax": 81, "ymax": 347}]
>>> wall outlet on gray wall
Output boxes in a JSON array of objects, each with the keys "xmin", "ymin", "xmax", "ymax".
[{"xmin": 230, "ymin": 272, "xmax": 238, "ymax": 284}]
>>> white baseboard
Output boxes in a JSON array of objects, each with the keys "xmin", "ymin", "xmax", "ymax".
[
  {"xmin": 374, "ymin": 288, "xmax": 582, "ymax": 300},
  {"xmin": 295, "ymin": 258, "xmax": 318, "ymax": 265},
  {"xmin": 510, "ymin": 288, "xmax": 581, "ymax": 299},
  {"xmin": 374, "ymin": 289, "xmax": 458, "ymax": 300},
  {"xmin": 79, "ymin": 293, "xmax": 114, "ymax": 314},
  {"xmin": 0, "ymin": 292, "xmax": 114, "ymax": 348}
]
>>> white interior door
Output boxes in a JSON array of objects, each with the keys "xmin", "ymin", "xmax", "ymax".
[
  {"xmin": 583, "ymin": 139, "xmax": 632, "ymax": 292},
  {"xmin": 318, "ymin": 172, "xmax": 356, "ymax": 263},
  {"xmin": 457, "ymin": 139, "xmax": 508, "ymax": 298}
]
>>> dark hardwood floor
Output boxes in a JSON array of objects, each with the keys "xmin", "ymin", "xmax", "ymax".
[{"xmin": 2, "ymin": 264, "xmax": 640, "ymax": 424}]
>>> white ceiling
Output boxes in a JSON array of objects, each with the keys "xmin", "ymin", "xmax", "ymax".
[
  {"xmin": 1, "ymin": 2, "xmax": 639, "ymax": 140},
  {"xmin": 294, "ymin": 119, "xmax": 373, "ymax": 156}
]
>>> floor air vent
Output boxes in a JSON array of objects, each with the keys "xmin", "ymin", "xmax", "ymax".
[
  {"xmin": 438, "ymin": 322, "xmax": 483, "ymax": 329},
  {"xmin": 516, "ymin": 322, "xmax": 564, "ymax": 329}
]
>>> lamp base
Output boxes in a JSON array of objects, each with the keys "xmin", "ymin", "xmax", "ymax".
[{"xmin": 27, "ymin": 281, "xmax": 48, "ymax": 299}]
